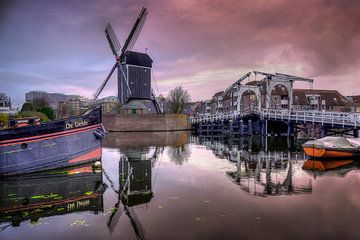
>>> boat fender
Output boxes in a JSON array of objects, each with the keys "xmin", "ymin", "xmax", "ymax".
[
  {"xmin": 93, "ymin": 129, "xmax": 104, "ymax": 139},
  {"xmin": 93, "ymin": 125, "xmax": 107, "ymax": 139}
]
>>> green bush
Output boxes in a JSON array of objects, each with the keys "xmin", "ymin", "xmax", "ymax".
[
  {"xmin": 21, "ymin": 102, "xmax": 35, "ymax": 112},
  {"xmin": 39, "ymin": 107, "xmax": 55, "ymax": 120},
  {"xmin": 17, "ymin": 111, "xmax": 49, "ymax": 122},
  {"xmin": 0, "ymin": 113, "xmax": 8, "ymax": 128}
]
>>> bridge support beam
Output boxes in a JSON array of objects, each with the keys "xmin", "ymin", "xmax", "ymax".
[
  {"xmin": 287, "ymin": 123, "xmax": 294, "ymax": 137},
  {"xmin": 229, "ymin": 119, "xmax": 233, "ymax": 137},
  {"xmin": 260, "ymin": 120, "xmax": 265, "ymax": 136},
  {"xmin": 248, "ymin": 119, "xmax": 252, "ymax": 135},
  {"xmin": 239, "ymin": 119, "xmax": 244, "ymax": 136},
  {"xmin": 354, "ymin": 129, "xmax": 359, "ymax": 138},
  {"xmin": 320, "ymin": 127, "xmax": 326, "ymax": 138}
]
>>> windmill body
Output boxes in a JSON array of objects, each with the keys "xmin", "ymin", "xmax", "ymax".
[{"xmin": 118, "ymin": 51, "xmax": 153, "ymax": 104}]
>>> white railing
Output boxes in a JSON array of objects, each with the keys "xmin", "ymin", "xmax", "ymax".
[
  {"xmin": 190, "ymin": 108, "xmax": 360, "ymax": 128},
  {"xmin": 260, "ymin": 109, "xmax": 360, "ymax": 128},
  {"xmin": 190, "ymin": 106, "xmax": 256, "ymax": 123}
]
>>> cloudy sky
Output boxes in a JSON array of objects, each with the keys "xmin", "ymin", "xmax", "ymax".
[{"xmin": 1, "ymin": 0, "xmax": 360, "ymax": 104}]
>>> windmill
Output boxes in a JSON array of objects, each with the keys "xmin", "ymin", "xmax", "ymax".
[{"xmin": 93, "ymin": 7, "xmax": 163, "ymax": 114}]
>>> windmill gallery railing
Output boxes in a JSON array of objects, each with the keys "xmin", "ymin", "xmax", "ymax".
[{"xmin": 190, "ymin": 107, "xmax": 360, "ymax": 128}]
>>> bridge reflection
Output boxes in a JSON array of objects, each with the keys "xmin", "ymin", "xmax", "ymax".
[{"xmin": 192, "ymin": 136, "xmax": 313, "ymax": 197}]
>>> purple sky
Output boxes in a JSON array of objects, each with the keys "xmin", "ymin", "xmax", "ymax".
[{"xmin": 1, "ymin": 0, "xmax": 360, "ymax": 104}]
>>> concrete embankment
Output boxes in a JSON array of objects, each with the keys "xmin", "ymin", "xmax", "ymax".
[{"xmin": 102, "ymin": 114, "xmax": 191, "ymax": 132}]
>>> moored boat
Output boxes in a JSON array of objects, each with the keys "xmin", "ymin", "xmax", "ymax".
[
  {"xmin": 302, "ymin": 136, "xmax": 360, "ymax": 159},
  {"xmin": 0, "ymin": 162, "xmax": 105, "ymax": 226},
  {"xmin": 302, "ymin": 159, "xmax": 354, "ymax": 171},
  {"xmin": 0, "ymin": 108, "xmax": 106, "ymax": 176}
]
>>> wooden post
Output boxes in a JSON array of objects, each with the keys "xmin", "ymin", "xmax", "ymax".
[
  {"xmin": 239, "ymin": 119, "xmax": 244, "ymax": 136},
  {"xmin": 229, "ymin": 119, "xmax": 233, "ymax": 138},
  {"xmin": 248, "ymin": 119, "xmax": 253, "ymax": 136},
  {"xmin": 320, "ymin": 127, "xmax": 326, "ymax": 138},
  {"xmin": 354, "ymin": 128, "xmax": 359, "ymax": 138}
]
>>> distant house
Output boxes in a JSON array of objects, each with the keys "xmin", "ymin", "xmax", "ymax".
[
  {"xmin": 210, "ymin": 91, "xmax": 224, "ymax": 113},
  {"xmin": 94, "ymin": 96, "xmax": 120, "ymax": 115},
  {"xmin": 25, "ymin": 91, "xmax": 78, "ymax": 111},
  {"xmin": 223, "ymin": 88, "xmax": 238, "ymax": 112},
  {"xmin": 183, "ymin": 102, "xmax": 197, "ymax": 114},
  {"xmin": 0, "ymin": 93, "xmax": 11, "ymax": 114},
  {"xmin": 293, "ymin": 89, "xmax": 353, "ymax": 112},
  {"xmin": 163, "ymin": 101, "xmax": 197, "ymax": 114},
  {"xmin": 346, "ymin": 95, "xmax": 360, "ymax": 112}
]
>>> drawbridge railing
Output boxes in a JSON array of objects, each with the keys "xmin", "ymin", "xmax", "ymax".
[
  {"xmin": 190, "ymin": 108, "xmax": 360, "ymax": 128},
  {"xmin": 261, "ymin": 109, "xmax": 360, "ymax": 128}
]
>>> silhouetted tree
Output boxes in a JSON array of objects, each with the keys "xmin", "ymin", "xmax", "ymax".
[
  {"xmin": 167, "ymin": 86, "xmax": 190, "ymax": 114},
  {"xmin": 39, "ymin": 107, "xmax": 55, "ymax": 120},
  {"xmin": 21, "ymin": 102, "xmax": 34, "ymax": 112}
]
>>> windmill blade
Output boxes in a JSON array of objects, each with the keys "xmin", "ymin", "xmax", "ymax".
[
  {"xmin": 107, "ymin": 203, "xmax": 125, "ymax": 234},
  {"xmin": 105, "ymin": 23, "xmax": 121, "ymax": 57},
  {"xmin": 121, "ymin": 7, "xmax": 148, "ymax": 53},
  {"xmin": 93, "ymin": 62, "xmax": 118, "ymax": 100},
  {"xmin": 124, "ymin": 206, "xmax": 146, "ymax": 240}
]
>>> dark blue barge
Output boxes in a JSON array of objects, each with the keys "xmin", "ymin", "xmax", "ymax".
[{"xmin": 0, "ymin": 108, "xmax": 106, "ymax": 176}]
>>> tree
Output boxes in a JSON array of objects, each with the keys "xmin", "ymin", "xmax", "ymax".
[
  {"xmin": 21, "ymin": 102, "xmax": 34, "ymax": 112},
  {"xmin": 39, "ymin": 107, "xmax": 55, "ymax": 120},
  {"xmin": 167, "ymin": 86, "xmax": 191, "ymax": 114}
]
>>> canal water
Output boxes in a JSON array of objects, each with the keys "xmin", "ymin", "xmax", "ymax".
[{"xmin": 1, "ymin": 131, "xmax": 359, "ymax": 240}]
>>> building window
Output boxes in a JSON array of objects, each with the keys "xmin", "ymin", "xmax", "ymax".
[{"xmin": 132, "ymin": 109, "xmax": 136, "ymax": 114}]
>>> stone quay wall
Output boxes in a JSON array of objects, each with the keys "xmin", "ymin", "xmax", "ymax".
[{"xmin": 102, "ymin": 114, "xmax": 191, "ymax": 132}]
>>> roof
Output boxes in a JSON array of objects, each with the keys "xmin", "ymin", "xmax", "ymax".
[
  {"xmin": 347, "ymin": 95, "xmax": 360, "ymax": 104},
  {"xmin": 122, "ymin": 51, "xmax": 153, "ymax": 68},
  {"xmin": 212, "ymin": 91, "xmax": 224, "ymax": 98},
  {"xmin": 293, "ymin": 89, "xmax": 351, "ymax": 106}
]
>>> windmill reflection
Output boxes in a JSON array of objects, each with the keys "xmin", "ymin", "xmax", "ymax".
[{"xmin": 107, "ymin": 146, "xmax": 162, "ymax": 240}]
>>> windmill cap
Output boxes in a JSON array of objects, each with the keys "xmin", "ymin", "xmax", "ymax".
[{"xmin": 121, "ymin": 51, "xmax": 153, "ymax": 68}]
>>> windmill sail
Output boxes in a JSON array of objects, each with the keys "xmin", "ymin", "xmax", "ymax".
[
  {"xmin": 105, "ymin": 23, "xmax": 121, "ymax": 57},
  {"xmin": 121, "ymin": 7, "xmax": 148, "ymax": 53},
  {"xmin": 93, "ymin": 62, "xmax": 118, "ymax": 100}
]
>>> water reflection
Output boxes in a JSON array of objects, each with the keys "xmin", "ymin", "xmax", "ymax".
[
  {"xmin": 194, "ymin": 136, "xmax": 313, "ymax": 196},
  {"xmin": 103, "ymin": 133, "xmax": 172, "ymax": 240},
  {"xmin": 106, "ymin": 151, "xmax": 154, "ymax": 239},
  {"xmin": 167, "ymin": 145, "xmax": 190, "ymax": 165},
  {"xmin": 1, "ymin": 131, "xmax": 359, "ymax": 240},
  {"xmin": 0, "ymin": 162, "xmax": 105, "ymax": 229}
]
